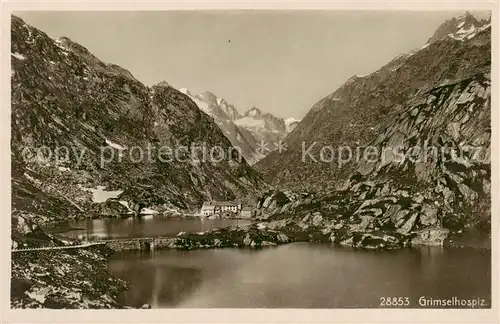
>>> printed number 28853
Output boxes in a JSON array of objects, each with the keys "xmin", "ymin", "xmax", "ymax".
[{"xmin": 379, "ymin": 297, "xmax": 410, "ymax": 307}]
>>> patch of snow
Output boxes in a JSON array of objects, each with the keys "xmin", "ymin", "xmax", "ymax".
[
  {"xmin": 448, "ymin": 23, "xmax": 489, "ymax": 41},
  {"xmin": 457, "ymin": 25, "xmax": 476, "ymax": 35},
  {"xmin": 23, "ymin": 172, "xmax": 38, "ymax": 183},
  {"xmin": 23, "ymin": 24, "xmax": 33, "ymax": 42},
  {"xmin": 140, "ymin": 207, "xmax": 159, "ymax": 215},
  {"xmin": 57, "ymin": 166, "xmax": 70, "ymax": 172},
  {"xmin": 185, "ymin": 93, "xmax": 212, "ymax": 115},
  {"xmin": 11, "ymin": 52, "xmax": 26, "ymax": 60},
  {"xmin": 54, "ymin": 38, "xmax": 70, "ymax": 55},
  {"xmin": 26, "ymin": 287, "xmax": 51, "ymax": 304},
  {"xmin": 457, "ymin": 21, "xmax": 465, "ymax": 28},
  {"xmin": 118, "ymin": 200, "xmax": 130, "ymax": 209},
  {"xmin": 285, "ymin": 117, "xmax": 299, "ymax": 126},
  {"xmin": 105, "ymin": 138, "xmax": 126, "ymax": 151},
  {"xmin": 406, "ymin": 43, "xmax": 431, "ymax": 58},
  {"xmin": 79, "ymin": 185, "xmax": 124, "ymax": 203},
  {"xmin": 392, "ymin": 53, "xmax": 409, "ymax": 61},
  {"xmin": 234, "ymin": 117, "xmax": 266, "ymax": 128}
]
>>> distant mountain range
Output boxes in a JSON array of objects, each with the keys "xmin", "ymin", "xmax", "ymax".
[{"xmin": 178, "ymin": 88, "xmax": 300, "ymax": 164}]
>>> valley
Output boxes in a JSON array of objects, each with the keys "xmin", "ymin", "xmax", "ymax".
[{"xmin": 10, "ymin": 11, "xmax": 492, "ymax": 309}]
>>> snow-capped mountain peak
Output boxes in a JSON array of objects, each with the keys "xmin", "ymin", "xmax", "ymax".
[
  {"xmin": 244, "ymin": 107, "xmax": 263, "ymax": 118},
  {"xmin": 427, "ymin": 11, "xmax": 489, "ymax": 44},
  {"xmin": 179, "ymin": 87, "xmax": 192, "ymax": 96},
  {"xmin": 285, "ymin": 117, "xmax": 299, "ymax": 126},
  {"xmin": 285, "ymin": 117, "xmax": 300, "ymax": 132},
  {"xmin": 175, "ymin": 87, "xmax": 299, "ymax": 163}
]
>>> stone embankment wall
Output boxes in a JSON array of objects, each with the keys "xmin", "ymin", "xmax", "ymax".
[{"xmin": 103, "ymin": 237, "xmax": 178, "ymax": 252}]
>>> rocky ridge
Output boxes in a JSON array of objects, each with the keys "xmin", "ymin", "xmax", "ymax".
[{"xmin": 256, "ymin": 13, "xmax": 491, "ymax": 193}]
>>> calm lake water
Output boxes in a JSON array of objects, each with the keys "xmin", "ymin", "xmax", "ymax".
[
  {"xmin": 46, "ymin": 216, "xmax": 254, "ymax": 240},
  {"xmin": 108, "ymin": 243, "xmax": 491, "ymax": 308},
  {"xmin": 48, "ymin": 217, "xmax": 491, "ymax": 308}
]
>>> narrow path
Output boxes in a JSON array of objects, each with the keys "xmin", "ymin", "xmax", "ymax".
[
  {"xmin": 11, "ymin": 242, "xmax": 106, "ymax": 252},
  {"xmin": 11, "ymin": 236, "xmax": 161, "ymax": 252}
]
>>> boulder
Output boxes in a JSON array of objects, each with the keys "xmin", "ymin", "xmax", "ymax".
[
  {"xmin": 413, "ymin": 194, "xmax": 424, "ymax": 204},
  {"xmin": 353, "ymin": 232, "xmax": 404, "ymax": 249},
  {"xmin": 392, "ymin": 209, "xmax": 410, "ymax": 227},
  {"xmin": 262, "ymin": 195, "xmax": 274, "ymax": 208},
  {"xmin": 420, "ymin": 204, "xmax": 438, "ymax": 226},
  {"xmin": 411, "ymin": 228, "xmax": 449, "ymax": 246},
  {"xmin": 333, "ymin": 222, "xmax": 344, "ymax": 230},
  {"xmin": 339, "ymin": 236, "xmax": 354, "ymax": 247},
  {"xmin": 277, "ymin": 233, "xmax": 290, "ymax": 243},
  {"xmin": 243, "ymin": 233, "xmax": 252, "ymax": 246},
  {"xmin": 397, "ymin": 213, "xmax": 418, "ymax": 235},
  {"xmin": 301, "ymin": 213, "xmax": 311, "ymax": 224},
  {"xmin": 311, "ymin": 213, "xmax": 323, "ymax": 226}
]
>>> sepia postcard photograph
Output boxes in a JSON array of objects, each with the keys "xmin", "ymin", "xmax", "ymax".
[{"xmin": 2, "ymin": 0, "xmax": 498, "ymax": 323}]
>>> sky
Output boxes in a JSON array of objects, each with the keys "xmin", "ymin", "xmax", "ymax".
[{"xmin": 15, "ymin": 10, "xmax": 489, "ymax": 119}]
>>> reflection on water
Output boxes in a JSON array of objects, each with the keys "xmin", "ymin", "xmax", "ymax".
[
  {"xmin": 108, "ymin": 243, "xmax": 491, "ymax": 308},
  {"xmin": 46, "ymin": 216, "xmax": 253, "ymax": 240}
]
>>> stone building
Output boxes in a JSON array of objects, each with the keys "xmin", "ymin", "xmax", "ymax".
[
  {"xmin": 240, "ymin": 206, "xmax": 255, "ymax": 219},
  {"xmin": 199, "ymin": 201, "xmax": 242, "ymax": 216}
]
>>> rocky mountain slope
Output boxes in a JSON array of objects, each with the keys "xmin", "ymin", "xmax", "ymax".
[
  {"xmin": 11, "ymin": 245, "xmax": 128, "ymax": 308},
  {"xmin": 253, "ymin": 13, "xmax": 491, "ymax": 245},
  {"xmin": 256, "ymin": 71, "xmax": 490, "ymax": 245},
  {"xmin": 11, "ymin": 15, "xmax": 266, "ymax": 229},
  {"xmin": 179, "ymin": 88, "xmax": 300, "ymax": 163},
  {"xmin": 256, "ymin": 13, "xmax": 491, "ymax": 192}
]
